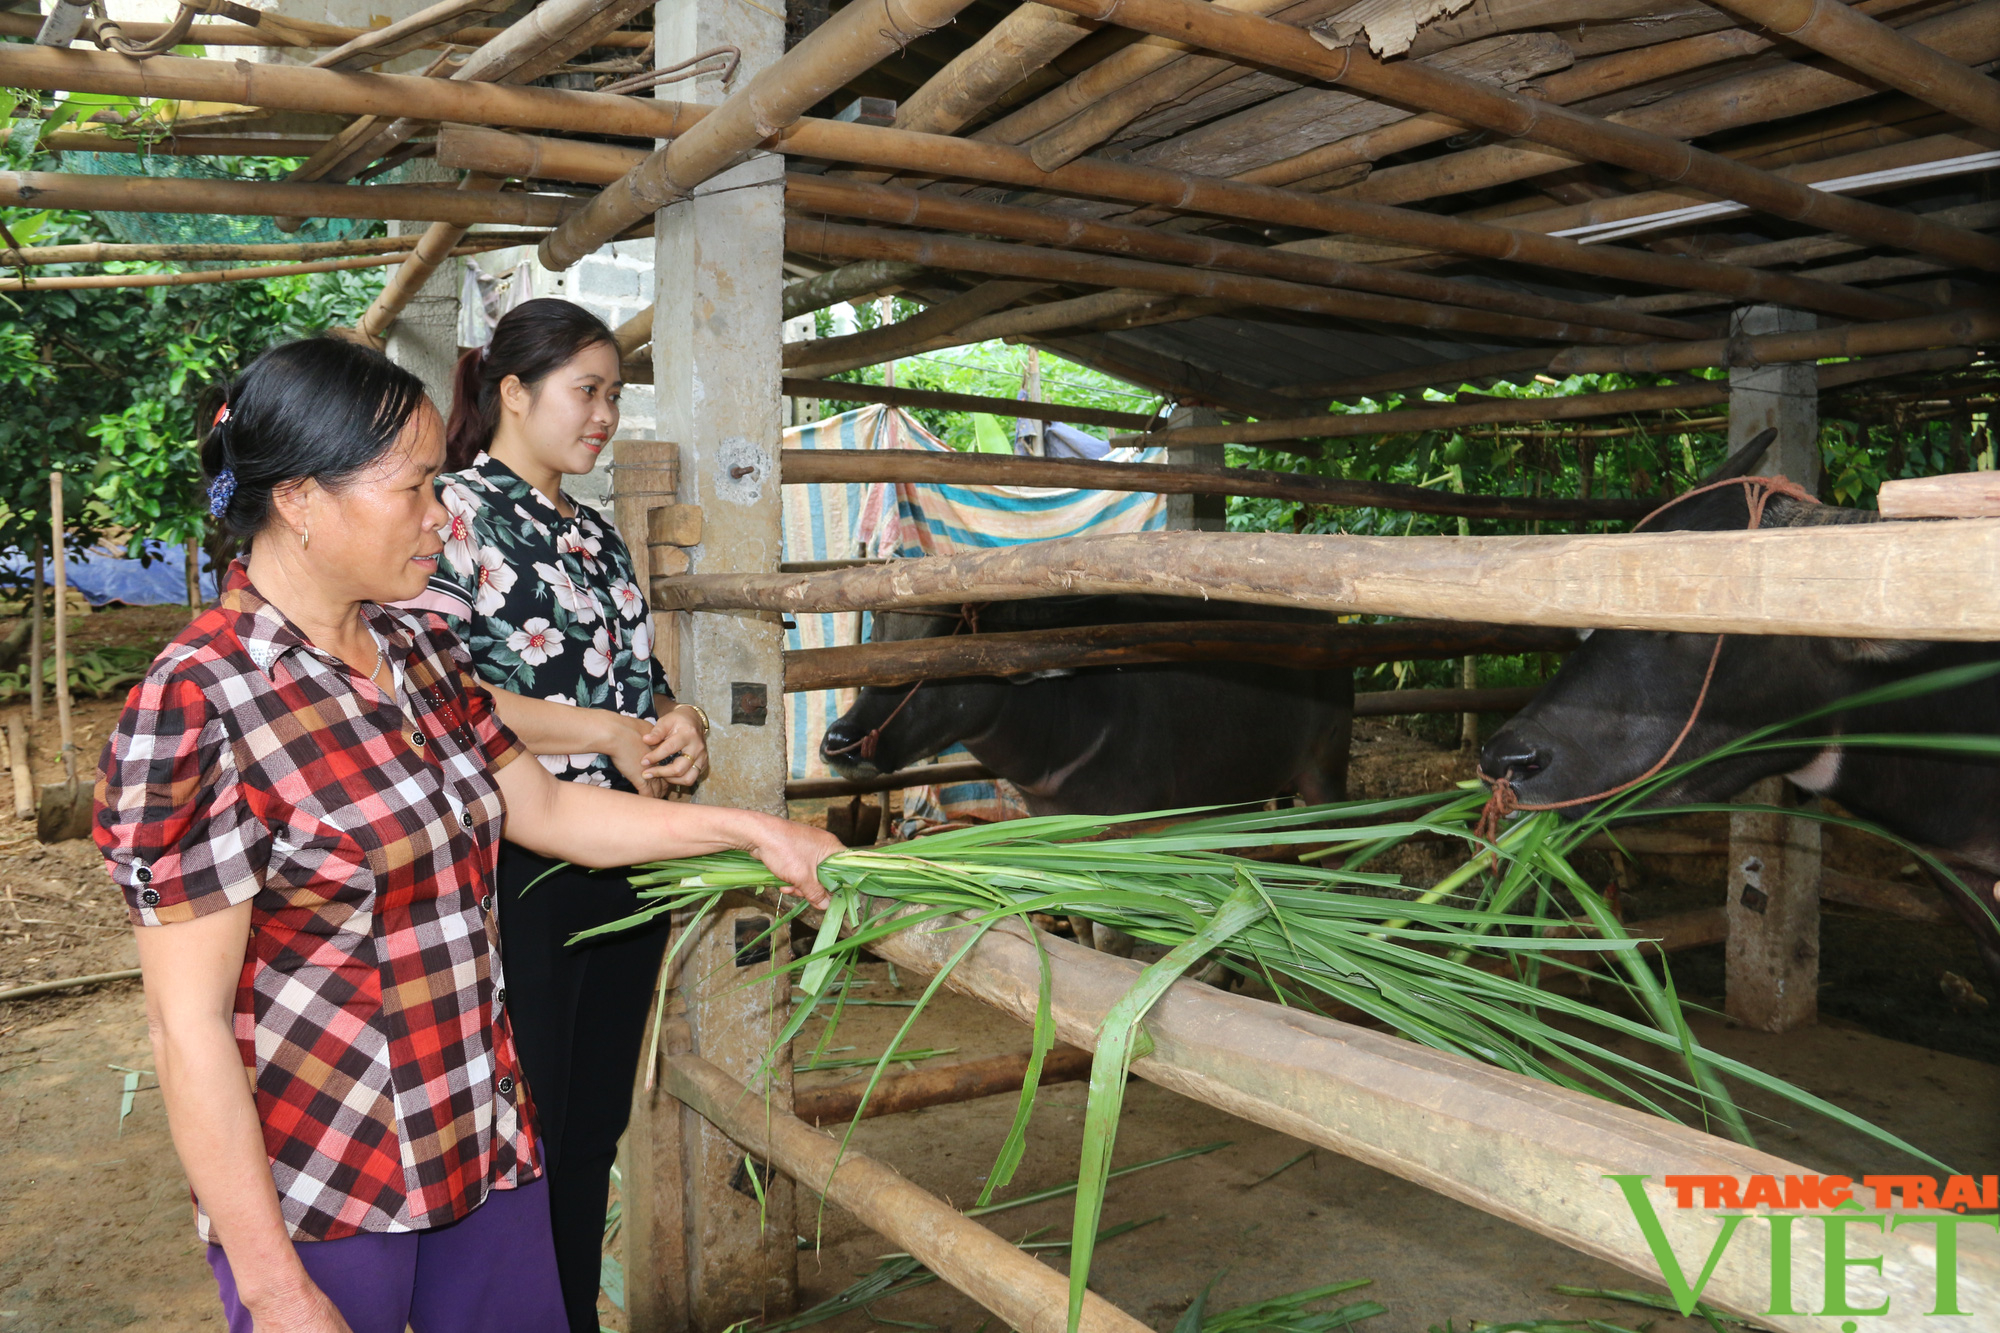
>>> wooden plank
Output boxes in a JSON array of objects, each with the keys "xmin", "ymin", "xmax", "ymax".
[
  {"xmin": 780, "ymin": 448, "xmax": 1652, "ymax": 523},
  {"xmin": 654, "ymin": 522, "xmax": 2000, "ymax": 640},
  {"xmin": 609, "ymin": 439, "xmax": 682, "ymax": 698},
  {"xmin": 796, "ymin": 904, "xmax": 1989, "ymax": 1328},
  {"xmin": 1726, "ymin": 777, "xmax": 1822, "ymax": 1033},
  {"xmin": 783, "ymin": 619, "xmax": 1578, "ymax": 692},
  {"xmin": 1879, "ymin": 471, "xmax": 2000, "ymax": 518},
  {"xmin": 667, "ymin": 1053, "xmax": 1154, "ymax": 1333}
]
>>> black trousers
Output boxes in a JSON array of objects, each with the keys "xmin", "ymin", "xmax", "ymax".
[{"xmin": 495, "ymin": 842, "xmax": 671, "ymax": 1333}]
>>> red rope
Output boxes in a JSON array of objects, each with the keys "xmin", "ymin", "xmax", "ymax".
[
  {"xmin": 1472, "ymin": 474, "xmax": 1816, "ymax": 846},
  {"xmin": 823, "ymin": 603, "xmax": 986, "ymax": 761}
]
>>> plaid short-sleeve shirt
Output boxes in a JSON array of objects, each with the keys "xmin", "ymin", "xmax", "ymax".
[{"xmin": 93, "ymin": 570, "xmax": 540, "ymax": 1243}]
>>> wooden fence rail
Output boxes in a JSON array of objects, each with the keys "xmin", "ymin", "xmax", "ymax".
[
  {"xmin": 655, "ymin": 525, "xmax": 2000, "ymax": 640},
  {"xmin": 784, "ymin": 620, "xmax": 1577, "ymax": 692},
  {"xmin": 780, "ymin": 449, "xmax": 1652, "ymax": 523}
]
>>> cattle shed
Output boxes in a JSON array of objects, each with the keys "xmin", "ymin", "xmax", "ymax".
[{"xmin": 3, "ymin": 0, "xmax": 1998, "ymax": 1327}]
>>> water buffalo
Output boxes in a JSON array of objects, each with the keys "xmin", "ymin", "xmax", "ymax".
[
  {"xmin": 1479, "ymin": 481, "xmax": 2000, "ymax": 983},
  {"xmin": 820, "ymin": 596, "xmax": 1354, "ymax": 815}
]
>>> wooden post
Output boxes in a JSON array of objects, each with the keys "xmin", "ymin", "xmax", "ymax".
[
  {"xmin": 609, "ymin": 437, "xmax": 683, "ymax": 696},
  {"xmin": 625, "ymin": 0, "xmax": 796, "ymax": 1322},
  {"xmin": 1730, "ymin": 305, "xmax": 1821, "ymax": 495},
  {"xmin": 48, "ymin": 473, "xmax": 72, "ymax": 787},
  {"xmin": 1163, "ymin": 405, "xmax": 1226, "ymax": 531},
  {"xmin": 1020, "ymin": 346, "xmax": 1043, "ymax": 457},
  {"xmin": 1726, "ymin": 777, "xmax": 1821, "ymax": 1032},
  {"xmin": 27, "ymin": 530, "xmax": 42, "ymax": 723}
]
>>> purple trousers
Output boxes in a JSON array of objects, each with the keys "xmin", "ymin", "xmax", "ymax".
[{"xmin": 207, "ymin": 1178, "xmax": 568, "ymax": 1333}]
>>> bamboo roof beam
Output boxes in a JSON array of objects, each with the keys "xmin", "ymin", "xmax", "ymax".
[
  {"xmin": 0, "ymin": 246, "xmax": 500, "ymax": 291},
  {"xmin": 1112, "ymin": 349, "xmax": 1976, "ymax": 449},
  {"xmin": 355, "ymin": 174, "xmax": 506, "ymax": 343},
  {"xmin": 1708, "ymin": 0, "xmax": 2000, "ymax": 133},
  {"xmin": 780, "ymin": 377, "xmax": 1157, "ymax": 430},
  {"xmin": 312, "ymin": 0, "xmax": 513, "ymax": 72},
  {"xmin": 1341, "ymin": 0, "xmax": 2000, "ymax": 208},
  {"xmin": 776, "ymin": 291, "xmax": 1176, "ymax": 379},
  {"xmin": 1548, "ymin": 309, "xmax": 2000, "ymax": 377},
  {"xmin": 1030, "ymin": 0, "xmax": 2000, "ymax": 272},
  {"xmin": 786, "ymin": 217, "xmax": 1676, "ymax": 346},
  {"xmin": 0, "ymin": 234, "xmax": 481, "ymax": 266},
  {"xmin": 0, "ymin": 8, "xmax": 651, "ymax": 49},
  {"xmin": 441, "ymin": 125, "xmax": 1706, "ymax": 342},
  {"xmin": 0, "ymin": 169, "xmax": 573, "ymax": 227},
  {"xmin": 783, "ymin": 259, "xmax": 929, "ymax": 318},
  {"xmin": 535, "ymin": 0, "xmax": 988, "ymax": 272},
  {"xmin": 0, "ymin": 45, "xmax": 1920, "ymax": 318},
  {"xmin": 778, "ymin": 279, "xmax": 1051, "ymax": 370},
  {"xmin": 886, "ymin": 3, "xmax": 1100, "ymax": 138}
]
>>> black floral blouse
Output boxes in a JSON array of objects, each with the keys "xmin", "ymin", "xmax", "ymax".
[{"xmin": 421, "ymin": 452, "xmax": 671, "ymax": 791}]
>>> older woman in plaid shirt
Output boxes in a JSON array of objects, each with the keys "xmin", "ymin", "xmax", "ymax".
[{"xmin": 94, "ymin": 337, "xmax": 838, "ymax": 1333}]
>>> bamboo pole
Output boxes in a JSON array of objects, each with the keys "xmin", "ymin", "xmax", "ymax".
[
  {"xmin": 1354, "ymin": 684, "xmax": 1540, "ymax": 716},
  {"xmin": 6, "ymin": 714, "xmax": 31, "ymax": 822},
  {"xmin": 787, "ymin": 218, "xmax": 1672, "ymax": 347},
  {"xmin": 783, "ymin": 619, "xmax": 1582, "ymax": 692},
  {"xmin": 426, "ymin": 119, "xmax": 1697, "ymax": 344},
  {"xmin": 39, "ymin": 132, "xmax": 335, "ymax": 157},
  {"xmin": 0, "ymin": 46, "xmax": 1918, "ymax": 319},
  {"xmin": 1343, "ymin": 0, "xmax": 2000, "ymax": 208},
  {"xmin": 355, "ymin": 174, "xmax": 505, "ymax": 342},
  {"xmin": 536, "ymin": 0, "xmax": 988, "ymax": 271},
  {"xmin": 26, "ymin": 534, "xmax": 41, "ymax": 724},
  {"xmin": 781, "ymin": 377, "xmax": 1155, "ymax": 431},
  {"xmin": 312, "ymin": 0, "xmax": 511, "ymax": 72},
  {"xmin": 0, "ymin": 234, "xmax": 460, "ymax": 265},
  {"xmin": 785, "ymin": 759, "xmax": 994, "ymax": 800},
  {"xmin": 792, "ymin": 1047, "xmax": 1096, "ymax": 1126},
  {"xmin": 1549, "ymin": 309, "xmax": 2000, "ymax": 378},
  {"xmin": 784, "ymin": 280, "xmax": 1051, "ymax": 371},
  {"xmin": 655, "ymin": 521, "xmax": 2000, "ymax": 640},
  {"xmin": 0, "ymin": 7, "xmax": 651, "ymax": 49},
  {"xmin": 888, "ymin": 3, "xmax": 1099, "ymax": 138},
  {"xmin": 1118, "ymin": 349, "xmax": 1972, "ymax": 448},
  {"xmin": 666, "ymin": 1053, "xmax": 1155, "ymax": 1333},
  {"xmin": 1708, "ymin": 0, "xmax": 2000, "ymax": 134},
  {"xmin": 0, "ymin": 170, "xmax": 572, "ymax": 227},
  {"xmin": 1029, "ymin": 0, "xmax": 2000, "ymax": 273},
  {"xmin": 783, "ymin": 259, "xmax": 927, "ymax": 319},
  {"xmin": 781, "ymin": 448, "xmax": 1649, "ymax": 523},
  {"xmin": 0, "ymin": 245, "xmax": 501, "ymax": 291}
]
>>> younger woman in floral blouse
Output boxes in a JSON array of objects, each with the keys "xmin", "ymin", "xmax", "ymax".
[{"xmin": 414, "ymin": 299, "xmax": 698, "ymax": 1331}]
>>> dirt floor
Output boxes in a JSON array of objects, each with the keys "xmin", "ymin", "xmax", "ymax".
[{"xmin": 2, "ymin": 606, "xmax": 1995, "ymax": 1331}]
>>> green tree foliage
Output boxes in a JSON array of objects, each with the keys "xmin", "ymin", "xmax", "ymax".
[{"xmin": 2, "ymin": 111, "xmax": 385, "ymax": 565}]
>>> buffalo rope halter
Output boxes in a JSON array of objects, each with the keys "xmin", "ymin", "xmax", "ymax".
[
  {"xmin": 822, "ymin": 604, "xmax": 986, "ymax": 763},
  {"xmin": 1472, "ymin": 474, "xmax": 1817, "ymax": 847}
]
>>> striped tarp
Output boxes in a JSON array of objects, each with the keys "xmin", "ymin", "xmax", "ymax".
[{"xmin": 781, "ymin": 405, "xmax": 1167, "ymax": 819}]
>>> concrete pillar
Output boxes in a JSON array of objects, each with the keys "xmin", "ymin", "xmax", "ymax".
[
  {"xmin": 624, "ymin": 0, "xmax": 796, "ymax": 1326},
  {"xmin": 1729, "ymin": 305, "xmax": 1819, "ymax": 496},
  {"xmin": 1164, "ymin": 405, "xmax": 1227, "ymax": 530},
  {"xmin": 1726, "ymin": 777, "xmax": 1821, "ymax": 1032}
]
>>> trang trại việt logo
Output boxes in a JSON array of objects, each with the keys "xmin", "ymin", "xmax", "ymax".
[{"xmin": 1607, "ymin": 1174, "xmax": 1999, "ymax": 1320}]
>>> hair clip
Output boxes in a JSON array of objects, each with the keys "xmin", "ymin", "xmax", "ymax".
[
  {"xmin": 207, "ymin": 468, "xmax": 237, "ymax": 518},
  {"xmin": 213, "ymin": 403, "xmax": 231, "ymax": 428}
]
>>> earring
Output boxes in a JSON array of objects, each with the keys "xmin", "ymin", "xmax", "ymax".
[{"xmin": 300, "ymin": 527, "xmax": 310, "ymax": 552}]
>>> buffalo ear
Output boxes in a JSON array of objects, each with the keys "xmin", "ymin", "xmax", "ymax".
[{"xmin": 1827, "ymin": 638, "xmax": 1930, "ymax": 664}]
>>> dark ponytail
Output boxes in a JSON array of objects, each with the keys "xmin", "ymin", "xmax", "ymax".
[
  {"xmin": 201, "ymin": 337, "xmax": 428, "ymax": 540},
  {"xmin": 444, "ymin": 298, "xmax": 618, "ymax": 471}
]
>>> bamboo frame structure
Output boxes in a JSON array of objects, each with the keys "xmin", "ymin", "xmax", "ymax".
[
  {"xmin": 1548, "ymin": 309, "xmax": 2000, "ymax": 377},
  {"xmin": 0, "ymin": 169, "xmax": 574, "ymax": 227},
  {"xmin": 1027, "ymin": 0, "xmax": 2000, "ymax": 272},
  {"xmin": 1706, "ymin": 0, "xmax": 2000, "ymax": 134},
  {"xmin": 535, "ymin": 0, "xmax": 990, "ymax": 270},
  {"xmin": 1117, "ymin": 349, "xmax": 1974, "ymax": 448},
  {"xmin": 780, "ymin": 377, "xmax": 1157, "ymax": 430},
  {"xmin": 0, "ymin": 48, "xmax": 1915, "ymax": 320},
  {"xmin": 0, "ymin": 7, "xmax": 650, "ymax": 49}
]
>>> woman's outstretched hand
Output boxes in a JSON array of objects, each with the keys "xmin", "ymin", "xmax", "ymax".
[{"xmin": 742, "ymin": 816, "xmax": 841, "ymax": 910}]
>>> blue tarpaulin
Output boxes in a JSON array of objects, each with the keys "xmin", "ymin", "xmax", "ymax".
[{"xmin": 2, "ymin": 542, "xmax": 218, "ymax": 607}]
